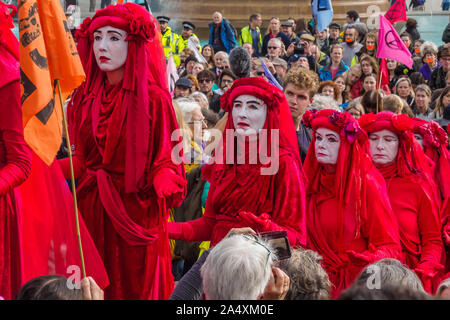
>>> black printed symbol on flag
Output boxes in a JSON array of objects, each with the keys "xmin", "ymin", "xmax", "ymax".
[
  {"xmin": 385, "ymin": 0, "xmax": 405, "ymax": 22},
  {"xmin": 20, "ymin": 68, "xmax": 36, "ymax": 105},
  {"xmin": 385, "ymin": 30, "xmax": 403, "ymax": 50},
  {"xmin": 29, "ymin": 48, "xmax": 48, "ymax": 69}
]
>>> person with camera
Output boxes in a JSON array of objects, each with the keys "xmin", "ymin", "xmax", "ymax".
[
  {"xmin": 319, "ymin": 44, "xmax": 349, "ymax": 82},
  {"xmin": 168, "ymin": 77, "xmax": 307, "ymax": 252}
]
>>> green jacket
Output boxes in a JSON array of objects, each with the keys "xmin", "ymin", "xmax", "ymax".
[
  {"xmin": 239, "ymin": 25, "xmax": 262, "ymax": 49},
  {"xmin": 172, "ymin": 33, "xmax": 202, "ymax": 67}
]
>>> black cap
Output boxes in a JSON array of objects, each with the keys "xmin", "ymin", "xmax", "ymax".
[
  {"xmin": 328, "ymin": 22, "xmax": 341, "ymax": 30},
  {"xmin": 289, "ymin": 53, "xmax": 307, "ymax": 62},
  {"xmin": 157, "ymin": 16, "xmax": 170, "ymax": 23},
  {"xmin": 175, "ymin": 78, "xmax": 192, "ymax": 88},
  {"xmin": 281, "ymin": 21, "xmax": 293, "ymax": 27},
  {"xmin": 183, "ymin": 21, "xmax": 196, "ymax": 30}
]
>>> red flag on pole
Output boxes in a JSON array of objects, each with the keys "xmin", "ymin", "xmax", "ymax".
[
  {"xmin": 385, "ymin": 0, "xmax": 407, "ymax": 25},
  {"xmin": 377, "ymin": 58, "xmax": 390, "ymax": 89}
]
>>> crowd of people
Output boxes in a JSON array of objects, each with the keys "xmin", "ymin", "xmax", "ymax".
[{"xmin": 1, "ymin": 1, "xmax": 450, "ymax": 301}]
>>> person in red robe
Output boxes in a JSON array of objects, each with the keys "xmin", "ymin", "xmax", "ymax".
[
  {"xmin": 412, "ymin": 118, "xmax": 450, "ymax": 278},
  {"xmin": 0, "ymin": 2, "xmax": 32, "ymax": 299},
  {"xmin": 360, "ymin": 111, "xmax": 445, "ymax": 294},
  {"xmin": 302, "ymin": 109, "xmax": 402, "ymax": 299},
  {"xmin": 168, "ymin": 77, "xmax": 307, "ymax": 249},
  {"xmin": 61, "ymin": 3, "xmax": 187, "ymax": 300}
]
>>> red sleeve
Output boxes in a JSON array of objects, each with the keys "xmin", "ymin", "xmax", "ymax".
[
  {"xmin": 264, "ymin": 155, "xmax": 307, "ymax": 247},
  {"xmin": 416, "ymin": 186, "xmax": 444, "ymax": 267},
  {"xmin": 0, "ymin": 81, "xmax": 32, "ymax": 196},
  {"xmin": 145, "ymin": 86, "xmax": 186, "ymax": 208},
  {"xmin": 361, "ymin": 173, "xmax": 402, "ymax": 262}
]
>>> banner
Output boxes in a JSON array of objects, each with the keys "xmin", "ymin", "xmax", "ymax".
[
  {"xmin": 311, "ymin": 0, "xmax": 334, "ymax": 33},
  {"xmin": 167, "ymin": 53, "xmax": 179, "ymax": 95},
  {"xmin": 19, "ymin": 0, "xmax": 85, "ymax": 165},
  {"xmin": 376, "ymin": 14, "xmax": 413, "ymax": 69}
]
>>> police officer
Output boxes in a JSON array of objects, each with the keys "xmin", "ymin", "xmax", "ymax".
[{"xmin": 157, "ymin": 16, "xmax": 178, "ymax": 62}]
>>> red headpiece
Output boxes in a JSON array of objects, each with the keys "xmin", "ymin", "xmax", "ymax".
[
  {"xmin": 0, "ymin": 1, "xmax": 19, "ymax": 88},
  {"xmin": 73, "ymin": 3, "xmax": 168, "ymax": 192}
]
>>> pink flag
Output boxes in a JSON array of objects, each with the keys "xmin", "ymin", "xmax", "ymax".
[
  {"xmin": 385, "ymin": 0, "xmax": 407, "ymax": 24},
  {"xmin": 376, "ymin": 14, "xmax": 413, "ymax": 68}
]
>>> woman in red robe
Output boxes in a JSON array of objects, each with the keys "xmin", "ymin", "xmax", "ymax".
[
  {"xmin": 168, "ymin": 77, "xmax": 307, "ymax": 249},
  {"xmin": 0, "ymin": 2, "xmax": 32, "ymax": 299},
  {"xmin": 412, "ymin": 118, "xmax": 450, "ymax": 277},
  {"xmin": 360, "ymin": 111, "xmax": 445, "ymax": 293},
  {"xmin": 302, "ymin": 109, "xmax": 401, "ymax": 299},
  {"xmin": 62, "ymin": 3, "xmax": 186, "ymax": 299}
]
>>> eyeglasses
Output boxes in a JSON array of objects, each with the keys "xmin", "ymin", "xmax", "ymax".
[
  {"xmin": 267, "ymin": 46, "xmax": 280, "ymax": 50},
  {"xmin": 240, "ymin": 234, "xmax": 272, "ymax": 267},
  {"xmin": 198, "ymin": 79, "xmax": 212, "ymax": 83},
  {"xmin": 222, "ymin": 79, "xmax": 234, "ymax": 84}
]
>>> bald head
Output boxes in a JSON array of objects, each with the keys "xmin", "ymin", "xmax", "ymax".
[{"xmin": 213, "ymin": 12, "xmax": 223, "ymax": 24}]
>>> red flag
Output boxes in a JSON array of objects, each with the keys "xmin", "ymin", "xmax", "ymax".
[
  {"xmin": 377, "ymin": 58, "xmax": 390, "ymax": 89},
  {"xmin": 385, "ymin": 0, "xmax": 407, "ymax": 25}
]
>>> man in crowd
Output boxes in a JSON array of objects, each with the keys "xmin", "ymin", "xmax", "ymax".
[
  {"xmin": 208, "ymin": 11, "xmax": 237, "ymax": 54},
  {"xmin": 315, "ymin": 28, "xmax": 330, "ymax": 56},
  {"xmin": 341, "ymin": 26, "xmax": 362, "ymax": 67},
  {"xmin": 242, "ymin": 42, "xmax": 255, "ymax": 57},
  {"xmin": 344, "ymin": 10, "xmax": 367, "ymax": 43},
  {"xmin": 157, "ymin": 16, "xmax": 178, "ymax": 62},
  {"xmin": 262, "ymin": 17, "xmax": 291, "ymax": 56},
  {"xmin": 272, "ymin": 57, "xmax": 288, "ymax": 83},
  {"xmin": 178, "ymin": 21, "xmax": 202, "ymax": 53},
  {"xmin": 266, "ymin": 38, "xmax": 283, "ymax": 62},
  {"xmin": 173, "ymin": 78, "xmax": 193, "ymax": 99},
  {"xmin": 288, "ymin": 53, "xmax": 310, "ymax": 70},
  {"xmin": 282, "ymin": 20, "xmax": 299, "ymax": 44},
  {"xmin": 328, "ymin": 22, "xmax": 343, "ymax": 46},
  {"xmin": 429, "ymin": 45, "xmax": 450, "ymax": 90},
  {"xmin": 283, "ymin": 67, "xmax": 318, "ymax": 162},
  {"xmin": 239, "ymin": 13, "xmax": 263, "ymax": 57},
  {"xmin": 197, "ymin": 70, "xmax": 221, "ymax": 113},
  {"xmin": 211, "ymin": 51, "xmax": 229, "ymax": 81}
]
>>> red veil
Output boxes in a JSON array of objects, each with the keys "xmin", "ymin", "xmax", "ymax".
[
  {"xmin": 74, "ymin": 3, "xmax": 170, "ymax": 193},
  {"xmin": 359, "ymin": 111, "xmax": 444, "ymax": 293},
  {"xmin": 302, "ymin": 109, "xmax": 401, "ymax": 297}
]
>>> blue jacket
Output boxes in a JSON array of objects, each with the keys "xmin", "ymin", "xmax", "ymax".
[
  {"xmin": 319, "ymin": 61, "xmax": 349, "ymax": 82},
  {"xmin": 208, "ymin": 19, "xmax": 237, "ymax": 53}
]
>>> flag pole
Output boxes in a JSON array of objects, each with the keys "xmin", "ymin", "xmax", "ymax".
[
  {"xmin": 56, "ymin": 79, "xmax": 87, "ymax": 279},
  {"xmin": 377, "ymin": 60, "xmax": 384, "ymax": 113}
]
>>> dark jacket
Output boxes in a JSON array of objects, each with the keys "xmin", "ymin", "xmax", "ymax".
[
  {"xmin": 261, "ymin": 32, "xmax": 291, "ymax": 56},
  {"xmin": 173, "ymin": 165, "xmax": 208, "ymax": 265},
  {"xmin": 208, "ymin": 19, "xmax": 237, "ymax": 53},
  {"xmin": 297, "ymin": 123, "xmax": 312, "ymax": 163},
  {"xmin": 429, "ymin": 66, "xmax": 448, "ymax": 90}
]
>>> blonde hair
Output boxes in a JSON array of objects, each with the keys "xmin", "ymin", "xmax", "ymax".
[
  {"xmin": 382, "ymin": 94, "xmax": 404, "ymax": 114},
  {"xmin": 172, "ymin": 100, "xmax": 192, "ymax": 155}
]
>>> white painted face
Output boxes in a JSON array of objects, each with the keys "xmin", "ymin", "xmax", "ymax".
[
  {"xmin": 414, "ymin": 133, "xmax": 424, "ymax": 150},
  {"xmin": 314, "ymin": 127, "xmax": 341, "ymax": 165},
  {"xmin": 93, "ymin": 26, "xmax": 128, "ymax": 73},
  {"xmin": 232, "ymin": 95, "xmax": 267, "ymax": 136},
  {"xmin": 369, "ymin": 129, "xmax": 399, "ymax": 167}
]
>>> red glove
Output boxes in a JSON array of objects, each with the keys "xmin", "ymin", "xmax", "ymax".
[
  {"xmin": 237, "ymin": 211, "xmax": 272, "ymax": 232},
  {"xmin": 345, "ymin": 250, "xmax": 373, "ymax": 266},
  {"xmin": 0, "ymin": 164, "xmax": 29, "ymax": 196},
  {"xmin": 414, "ymin": 262, "xmax": 444, "ymax": 293},
  {"xmin": 153, "ymin": 168, "xmax": 186, "ymax": 198}
]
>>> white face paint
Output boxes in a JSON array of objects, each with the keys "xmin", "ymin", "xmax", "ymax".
[
  {"xmin": 414, "ymin": 133, "xmax": 424, "ymax": 150},
  {"xmin": 232, "ymin": 95, "xmax": 267, "ymax": 136},
  {"xmin": 93, "ymin": 26, "xmax": 128, "ymax": 73},
  {"xmin": 368, "ymin": 129, "xmax": 399, "ymax": 167},
  {"xmin": 314, "ymin": 127, "xmax": 341, "ymax": 165}
]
